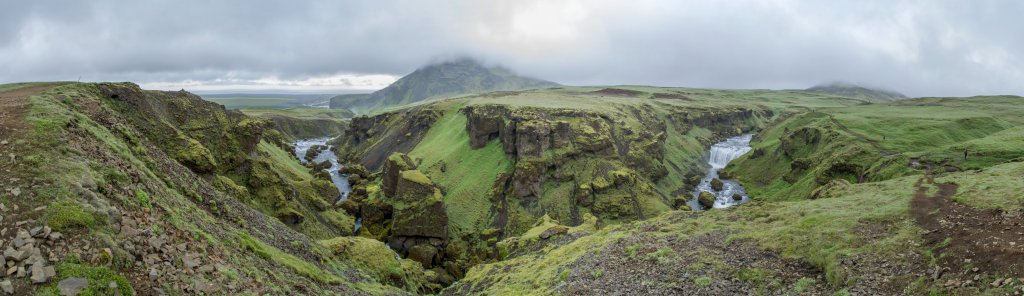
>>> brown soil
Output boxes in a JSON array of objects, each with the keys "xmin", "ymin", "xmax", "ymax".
[
  {"xmin": 911, "ymin": 175, "xmax": 1024, "ymax": 279},
  {"xmin": 0, "ymin": 83, "xmax": 66, "ymax": 140}
]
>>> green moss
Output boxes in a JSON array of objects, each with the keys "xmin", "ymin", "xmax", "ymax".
[
  {"xmin": 399, "ymin": 170, "xmax": 433, "ymax": 186},
  {"xmin": 134, "ymin": 189, "xmax": 152, "ymax": 209},
  {"xmin": 319, "ymin": 236, "xmax": 426, "ymax": 292},
  {"xmin": 236, "ymin": 232, "xmax": 344, "ymax": 284},
  {"xmin": 44, "ymin": 199, "xmax": 99, "ymax": 231},
  {"xmin": 694, "ymin": 276, "xmax": 713, "ymax": 287}
]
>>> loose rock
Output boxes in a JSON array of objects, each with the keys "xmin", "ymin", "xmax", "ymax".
[{"xmin": 58, "ymin": 277, "xmax": 88, "ymax": 295}]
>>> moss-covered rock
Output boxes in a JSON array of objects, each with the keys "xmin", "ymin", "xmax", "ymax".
[
  {"xmin": 698, "ymin": 191, "xmax": 715, "ymax": 209},
  {"xmin": 711, "ymin": 178, "xmax": 724, "ymax": 191}
]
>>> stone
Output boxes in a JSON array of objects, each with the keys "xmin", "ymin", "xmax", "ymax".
[
  {"xmin": 710, "ymin": 178, "xmax": 724, "ymax": 191},
  {"xmin": 58, "ymin": 277, "xmax": 88, "ymax": 296},
  {"xmin": 148, "ymin": 236, "xmax": 165, "ymax": 250},
  {"xmin": 732, "ymin": 194, "xmax": 743, "ymax": 201},
  {"xmin": 407, "ymin": 244, "xmax": 439, "ymax": 268},
  {"xmin": 149, "ymin": 268, "xmax": 159, "ymax": 281},
  {"xmin": 395, "ymin": 170, "xmax": 438, "ymax": 202},
  {"xmin": 381, "ymin": 153, "xmax": 417, "ymax": 198},
  {"xmin": 183, "ymin": 254, "xmax": 201, "ymax": 269},
  {"xmin": 30, "ymin": 263, "xmax": 50, "ymax": 283},
  {"xmin": 48, "ymin": 232, "xmax": 62, "ymax": 241},
  {"xmin": 0, "ymin": 280, "xmax": 12, "ymax": 294},
  {"xmin": 698, "ymin": 191, "xmax": 716, "ymax": 209},
  {"xmin": 108, "ymin": 281, "xmax": 117, "ymax": 290},
  {"xmin": 8, "ymin": 188, "xmax": 19, "ymax": 197},
  {"xmin": 539, "ymin": 225, "xmax": 569, "ymax": 240}
]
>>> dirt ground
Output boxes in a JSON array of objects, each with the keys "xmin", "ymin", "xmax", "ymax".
[{"xmin": 911, "ymin": 174, "xmax": 1024, "ymax": 289}]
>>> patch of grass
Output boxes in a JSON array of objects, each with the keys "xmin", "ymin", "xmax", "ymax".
[
  {"xmin": 646, "ymin": 247, "xmax": 679, "ymax": 265},
  {"xmin": 33, "ymin": 262, "xmax": 134, "ymax": 296},
  {"xmin": 625, "ymin": 243, "xmax": 643, "ymax": 258},
  {"xmin": 236, "ymin": 232, "xmax": 344, "ymax": 284},
  {"xmin": 736, "ymin": 267, "xmax": 769, "ymax": 283},
  {"xmin": 44, "ymin": 199, "xmax": 99, "ymax": 231},
  {"xmin": 793, "ymin": 277, "xmax": 816, "ymax": 293},
  {"xmin": 693, "ymin": 276, "xmax": 713, "ymax": 287},
  {"xmin": 409, "ymin": 105, "xmax": 513, "ymax": 236},
  {"xmin": 134, "ymin": 189, "xmax": 152, "ymax": 209}
]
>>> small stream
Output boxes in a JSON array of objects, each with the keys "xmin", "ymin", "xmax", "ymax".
[
  {"xmin": 293, "ymin": 137, "xmax": 351, "ymax": 204},
  {"xmin": 689, "ymin": 134, "xmax": 754, "ymax": 209}
]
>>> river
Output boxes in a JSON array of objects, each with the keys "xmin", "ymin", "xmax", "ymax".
[
  {"xmin": 689, "ymin": 134, "xmax": 754, "ymax": 209},
  {"xmin": 293, "ymin": 137, "xmax": 351, "ymax": 204}
]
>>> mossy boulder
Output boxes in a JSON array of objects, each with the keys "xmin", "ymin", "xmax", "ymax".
[
  {"xmin": 319, "ymin": 236, "xmax": 428, "ymax": 291},
  {"xmin": 698, "ymin": 191, "xmax": 716, "ymax": 209},
  {"xmin": 396, "ymin": 170, "xmax": 436, "ymax": 202},
  {"xmin": 710, "ymin": 178, "xmax": 724, "ymax": 191},
  {"xmin": 391, "ymin": 194, "xmax": 448, "ymax": 240},
  {"xmin": 382, "ymin": 153, "xmax": 417, "ymax": 198},
  {"xmin": 732, "ymin": 194, "xmax": 743, "ymax": 201}
]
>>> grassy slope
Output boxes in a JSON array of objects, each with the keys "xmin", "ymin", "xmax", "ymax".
[
  {"xmin": 409, "ymin": 100, "xmax": 514, "ymax": 238},
  {"xmin": 241, "ymin": 107, "xmax": 354, "ymax": 121},
  {"xmin": 453, "ymin": 174, "xmax": 921, "ymax": 294},
  {"xmin": 10, "ymin": 83, "xmax": 413, "ymax": 295}
]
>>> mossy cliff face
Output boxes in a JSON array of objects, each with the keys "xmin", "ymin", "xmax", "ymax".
[
  {"xmin": 340, "ymin": 105, "xmax": 441, "ymax": 170},
  {"xmin": 91, "ymin": 83, "xmax": 354, "ymax": 240},
  {"xmin": 334, "ymin": 93, "xmax": 773, "ymax": 285},
  {"xmin": 95, "ymin": 84, "xmax": 262, "ymax": 173},
  {"xmin": 259, "ymin": 114, "xmax": 347, "ymax": 141}
]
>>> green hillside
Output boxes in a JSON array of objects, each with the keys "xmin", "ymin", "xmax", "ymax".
[
  {"xmin": 806, "ymin": 82, "xmax": 908, "ymax": 102},
  {"xmin": 3, "ymin": 81, "xmax": 1021, "ymax": 295}
]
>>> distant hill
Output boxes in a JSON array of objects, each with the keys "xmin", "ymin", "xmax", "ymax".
[
  {"xmin": 331, "ymin": 58, "xmax": 559, "ymax": 112},
  {"xmin": 806, "ymin": 82, "xmax": 907, "ymax": 102},
  {"xmin": 328, "ymin": 93, "xmax": 372, "ymax": 111}
]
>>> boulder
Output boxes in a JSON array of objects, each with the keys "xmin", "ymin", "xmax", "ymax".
[
  {"xmin": 58, "ymin": 277, "xmax": 88, "ymax": 295},
  {"xmin": 539, "ymin": 226, "xmax": 569, "ymax": 240},
  {"xmin": 732, "ymin": 194, "xmax": 743, "ymax": 201},
  {"xmin": 710, "ymin": 178, "xmax": 724, "ymax": 191},
  {"xmin": 0, "ymin": 280, "xmax": 11, "ymax": 294},
  {"xmin": 339, "ymin": 163, "xmax": 369, "ymax": 177},
  {"xmin": 391, "ymin": 196, "xmax": 448, "ymax": 240},
  {"xmin": 381, "ymin": 153, "xmax": 417, "ymax": 198},
  {"xmin": 407, "ymin": 244, "xmax": 439, "ymax": 268},
  {"xmin": 395, "ymin": 170, "xmax": 437, "ymax": 202},
  {"xmin": 698, "ymin": 191, "xmax": 716, "ymax": 209}
]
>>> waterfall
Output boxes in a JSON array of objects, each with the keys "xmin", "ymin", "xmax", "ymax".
[
  {"xmin": 690, "ymin": 134, "xmax": 754, "ymax": 210},
  {"xmin": 708, "ymin": 134, "xmax": 753, "ymax": 169}
]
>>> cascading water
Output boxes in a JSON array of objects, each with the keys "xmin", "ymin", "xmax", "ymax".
[
  {"xmin": 690, "ymin": 134, "xmax": 754, "ymax": 209},
  {"xmin": 293, "ymin": 137, "xmax": 351, "ymax": 204}
]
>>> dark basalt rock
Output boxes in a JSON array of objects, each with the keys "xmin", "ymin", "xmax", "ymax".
[{"xmin": 381, "ymin": 153, "xmax": 417, "ymax": 198}]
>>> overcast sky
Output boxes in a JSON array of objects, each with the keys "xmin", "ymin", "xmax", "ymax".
[{"xmin": 1, "ymin": 1, "xmax": 1021, "ymax": 97}]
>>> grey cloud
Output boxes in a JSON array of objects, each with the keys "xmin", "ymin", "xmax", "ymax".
[{"xmin": 0, "ymin": 0, "xmax": 1021, "ymax": 96}]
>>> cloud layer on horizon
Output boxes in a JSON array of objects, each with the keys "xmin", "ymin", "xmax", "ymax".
[{"xmin": 0, "ymin": 0, "xmax": 1021, "ymax": 96}]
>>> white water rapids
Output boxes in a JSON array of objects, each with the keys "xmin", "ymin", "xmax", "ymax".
[
  {"xmin": 293, "ymin": 137, "xmax": 351, "ymax": 204},
  {"xmin": 690, "ymin": 134, "xmax": 754, "ymax": 209}
]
